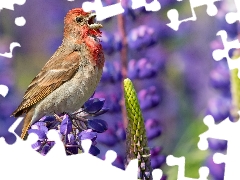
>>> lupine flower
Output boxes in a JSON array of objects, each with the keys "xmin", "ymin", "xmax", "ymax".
[
  {"xmin": 138, "ymin": 86, "xmax": 161, "ymax": 110},
  {"xmin": 101, "ymin": 61, "xmax": 122, "ymax": 83},
  {"xmin": 207, "ymin": 138, "xmax": 227, "ymax": 151},
  {"xmin": 209, "ymin": 60, "xmax": 230, "ymax": 93},
  {"xmin": 100, "ymin": 31, "xmax": 115, "ymax": 55},
  {"xmin": 205, "ymin": 154, "xmax": 225, "ymax": 180},
  {"xmin": 97, "ymin": 128, "xmax": 119, "ymax": 147},
  {"xmin": 206, "ymin": 96, "xmax": 231, "ymax": 123},
  {"xmin": 28, "ymin": 98, "xmax": 109, "ymax": 156},
  {"xmin": 145, "ymin": 119, "xmax": 162, "ymax": 140},
  {"xmin": 150, "ymin": 146, "xmax": 166, "ymax": 169},
  {"xmin": 128, "ymin": 25, "xmax": 157, "ymax": 50}
]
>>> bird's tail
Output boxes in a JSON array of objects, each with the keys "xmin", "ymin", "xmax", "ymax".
[{"xmin": 21, "ymin": 108, "xmax": 34, "ymax": 140}]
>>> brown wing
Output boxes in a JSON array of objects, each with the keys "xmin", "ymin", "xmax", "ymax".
[{"xmin": 11, "ymin": 50, "xmax": 80, "ymax": 117}]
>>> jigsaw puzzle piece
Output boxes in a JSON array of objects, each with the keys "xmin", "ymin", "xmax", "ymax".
[
  {"xmin": 0, "ymin": 118, "xmax": 22, "ymax": 145},
  {"xmin": 152, "ymin": 168, "xmax": 163, "ymax": 180},
  {"xmin": 167, "ymin": 0, "xmax": 221, "ymax": 31},
  {"xmin": 212, "ymin": 141, "xmax": 240, "ymax": 179},
  {"xmin": 212, "ymin": 30, "xmax": 240, "ymax": 77},
  {"xmin": 0, "ymin": 42, "xmax": 21, "ymax": 58},
  {"xmin": 225, "ymin": 0, "xmax": 240, "ymax": 24},
  {"xmin": 166, "ymin": 155, "xmax": 209, "ymax": 180},
  {"xmin": 82, "ymin": 0, "xmax": 124, "ymax": 21},
  {"xmin": 0, "ymin": 0, "xmax": 26, "ymax": 11},
  {"xmin": 199, "ymin": 113, "xmax": 240, "ymax": 179},
  {"xmin": 45, "ymin": 129, "xmax": 66, "ymax": 157}
]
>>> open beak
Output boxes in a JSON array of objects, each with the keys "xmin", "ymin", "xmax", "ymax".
[{"xmin": 88, "ymin": 13, "xmax": 103, "ymax": 29}]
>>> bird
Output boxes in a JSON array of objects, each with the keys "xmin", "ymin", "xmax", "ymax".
[{"xmin": 11, "ymin": 8, "xmax": 105, "ymax": 140}]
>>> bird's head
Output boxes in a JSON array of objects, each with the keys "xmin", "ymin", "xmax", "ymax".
[{"xmin": 64, "ymin": 8, "xmax": 103, "ymax": 41}]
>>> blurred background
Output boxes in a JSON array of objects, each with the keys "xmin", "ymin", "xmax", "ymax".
[{"xmin": 0, "ymin": 0, "xmax": 237, "ymax": 179}]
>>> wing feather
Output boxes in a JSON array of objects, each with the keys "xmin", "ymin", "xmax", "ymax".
[{"xmin": 12, "ymin": 50, "xmax": 80, "ymax": 117}]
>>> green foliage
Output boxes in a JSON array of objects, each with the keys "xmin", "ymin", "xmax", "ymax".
[{"xmin": 164, "ymin": 118, "xmax": 209, "ymax": 180}]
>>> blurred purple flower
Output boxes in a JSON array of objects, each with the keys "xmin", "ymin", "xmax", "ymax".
[
  {"xmin": 207, "ymin": 138, "xmax": 227, "ymax": 151},
  {"xmin": 94, "ymin": 91, "xmax": 122, "ymax": 113},
  {"xmin": 209, "ymin": 60, "xmax": 230, "ymax": 93},
  {"xmin": 138, "ymin": 86, "xmax": 161, "ymax": 110},
  {"xmin": 112, "ymin": 155, "xmax": 125, "ymax": 170},
  {"xmin": 150, "ymin": 146, "xmax": 166, "ymax": 169},
  {"xmin": 128, "ymin": 25, "xmax": 157, "ymax": 50},
  {"xmin": 150, "ymin": 146, "xmax": 163, "ymax": 156},
  {"xmin": 138, "ymin": 58, "xmax": 157, "ymax": 79},
  {"xmin": 113, "ymin": 32, "xmax": 122, "ymax": 51},
  {"xmin": 151, "ymin": 155, "xmax": 166, "ymax": 169},
  {"xmin": 101, "ymin": 61, "xmax": 122, "ymax": 83},
  {"xmin": 97, "ymin": 128, "xmax": 119, "ymax": 146},
  {"xmin": 145, "ymin": 119, "xmax": 162, "ymax": 140},
  {"xmin": 115, "ymin": 122, "xmax": 126, "ymax": 141},
  {"xmin": 128, "ymin": 59, "xmax": 138, "ymax": 79},
  {"xmin": 206, "ymin": 155, "xmax": 225, "ymax": 180},
  {"xmin": 100, "ymin": 31, "xmax": 115, "ymax": 55},
  {"xmin": 206, "ymin": 96, "xmax": 231, "ymax": 123}
]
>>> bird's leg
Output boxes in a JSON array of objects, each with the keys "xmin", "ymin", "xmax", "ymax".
[{"xmin": 54, "ymin": 113, "xmax": 62, "ymax": 122}]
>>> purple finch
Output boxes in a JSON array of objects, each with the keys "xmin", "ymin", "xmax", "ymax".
[{"xmin": 11, "ymin": 8, "xmax": 105, "ymax": 139}]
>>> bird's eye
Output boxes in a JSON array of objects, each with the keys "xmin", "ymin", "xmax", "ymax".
[{"xmin": 76, "ymin": 17, "xmax": 83, "ymax": 23}]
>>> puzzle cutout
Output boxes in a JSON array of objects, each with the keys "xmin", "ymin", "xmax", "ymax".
[
  {"xmin": 198, "ymin": 114, "xmax": 240, "ymax": 180},
  {"xmin": 167, "ymin": 0, "xmax": 221, "ymax": 31},
  {"xmin": 1, "ymin": 0, "xmax": 240, "ymax": 179},
  {"xmin": 2, "ymin": 108, "xmax": 240, "ymax": 179},
  {"xmin": 0, "ymin": 116, "xmax": 164, "ymax": 180},
  {"xmin": 212, "ymin": 30, "xmax": 240, "ymax": 77}
]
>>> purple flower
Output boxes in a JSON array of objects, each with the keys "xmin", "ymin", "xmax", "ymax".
[
  {"xmin": 88, "ymin": 145, "xmax": 100, "ymax": 156},
  {"xmin": 115, "ymin": 122, "xmax": 126, "ymax": 141},
  {"xmin": 208, "ymin": 138, "xmax": 227, "ymax": 151},
  {"xmin": 60, "ymin": 114, "xmax": 73, "ymax": 135},
  {"xmin": 138, "ymin": 86, "xmax": 161, "ymax": 110},
  {"xmin": 206, "ymin": 96, "xmax": 231, "ymax": 123},
  {"xmin": 78, "ymin": 130, "xmax": 97, "ymax": 141},
  {"xmin": 113, "ymin": 32, "xmax": 122, "ymax": 51},
  {"xmin": 100, "ymin": 31, "xmax": 115, "ymax": 55},
  {"xmin": 40, "ymin": 144, "xmax": 51, "ymax": 156},
  {"xmin": 112, "ymin": 155, "xmax": 125, "ymax": 170},
  {"xmin": 94, "ymin": 91, "xmax": 122, "ymax": 113},
  {"xmin": 27, "ymin": 97, "xmax": 108, "ymax": 156},
  {"xmin": 209, "ymin": 60, "xmax": 230, "ymax": 92},
  {"xmin": 101, "ymin": 61, "xmax": 122, "ymax": 83},
  {"xmin": 84, "ymin": 98, "xmax": 105, "ymax": 114},
  {"xmin": 31, "ymin": 140, "xmax": 42, "ymax": 151},
  {"xmin": 66, "ymin": 134, "xmax": 78, "ymax": 155},
  {"xmin": 151, "ymin": 155, "xmax": 166, "ymax": 169},
  {"xmin": 97, "ymin": 128, "xmax": 119, "ymax": 146},
  {"xmin": 87, "ymin": 119, "xmax": 108, "ymax": 133},
  {"xmin": 28, "ymin": 129, "xmax": 47, "ymax": 141},
  {"xmin": 206, "ymin": 154, "xmax": 225, "ymax": 180},
  {"xmin": 150, "ymin": 146, "xmax": 163, "ymax": 156},
  {"xmin": 137, "ymin": 58, "xmax": 157, "ymax": 79},
  {"xmin": 128, "ymin": 25, "xmax": 157, "ymax": 50},
  {"xmin": 128, "ymin": 59, "xmax": 138, "ymax": 79},
  {"xmin": 145, "ymin": 119, "xmax": 162, "ymax": 140}
]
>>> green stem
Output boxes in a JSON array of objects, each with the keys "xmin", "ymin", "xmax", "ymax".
[{"xmin": 123, "ymin": 78, "xmax": 152, "ymax": 180}]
